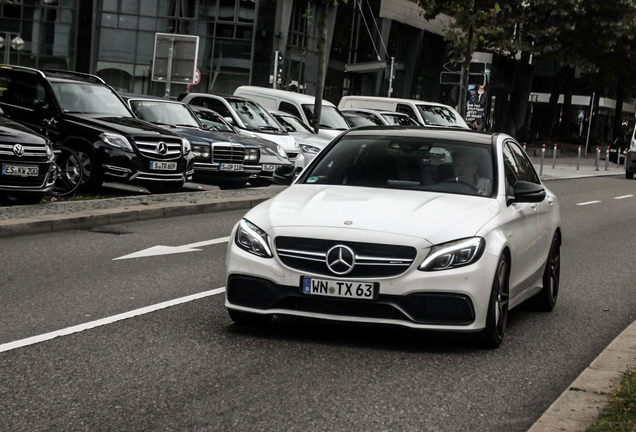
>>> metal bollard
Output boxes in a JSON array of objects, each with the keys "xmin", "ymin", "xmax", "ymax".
[
  {"xmin": 577, "ymin": 146, "xmax": 581, "ymax": 170},
  {"xmin": 540, "ymin": 144, "xmax": 545, "ymax": 176},
  {"xmin": 618, "ymin": 147, "xmax": 622, "ymax": 168},
  {"xmin": 605, "ymin": 146, "xmax": 609, "ymax": 171},
  {"xmin": 523, "ymin": 142, "xmax": 527, "ymax": 152},
  {"xmin": 552, "ymin": 143, "xmax": 557, "ymax": 169},
  {"xmin": 595, "ymin": 146, "xmax": 600, "ymax": 171}
]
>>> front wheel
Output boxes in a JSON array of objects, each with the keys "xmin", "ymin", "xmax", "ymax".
[
  {"xmin": 73, "ymin": 146, "xmax": 103, "ymax": 192},
  {"xmin": 478, "ymin": 255, "xmax": 509, "ymax": 349},
  {"xmin": 626, "ymin": 171, "xmax": 634, "ymax": 179},
  {"xmin": 50, "ymin": 146, "xmax": 84, "ymax": 197}
]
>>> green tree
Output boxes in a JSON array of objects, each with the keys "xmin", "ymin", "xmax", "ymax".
[{"xmin": 414, "ymin": 0, "xmax": 502, "ymax": 119}]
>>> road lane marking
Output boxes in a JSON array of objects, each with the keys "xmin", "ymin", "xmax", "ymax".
[
  {"xmin": 0, "ymin": 287, "xmax": 226, "ymax": 354},
  {"xmin": 576, "ymin": 201, "xmax": 601, "ymax": 206},
  {"xmin": 614, "ymin": 195, "xmax": 634, "ymax": 200},
  {"xmin": 114, "ymin": 236, "xmax": 230, "ymax": 260}
]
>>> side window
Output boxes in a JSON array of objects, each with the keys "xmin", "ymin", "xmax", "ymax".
[
  {"xmin": 279, "ymin": 101, "xmax": 302, "ymax": 119},
  {"xmin": 201, "ymin": 98, "xmax": 231, "ymax": 118},
  {"xmin": 502, "ymin": 143, "xmax": 519, "ymax": 197},
  {"xmin": 508, "ymin": 141, "xmax": 540, "ymax": 183},
  {"xmin": 3, "ymin": 76, "xmax": 48, "ymax": 109},
  {"xmin": 396, "ymin": 104, "xmax": 417, "ymax": 121}
]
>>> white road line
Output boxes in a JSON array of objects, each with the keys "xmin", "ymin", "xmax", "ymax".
[
  {"xmin": 0, "ymin": 287, "xmax": 226, "ymax": 354},
  {"xmin": 614, "ymin": 195, "xmax": 634, "ymax": 200},
  {"xmin": 576, "ymin": 201, "xmax": 602, "ymax": 206}
]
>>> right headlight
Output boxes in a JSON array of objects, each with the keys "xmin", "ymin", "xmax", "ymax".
[
  {"xmin": 300, "ymin": 144, "xmax": 321, "ymax": 154},
  {"xmin": 235, "ymin": 219, "xmax": 273, "ymax": 258},
  {"xmin": 419, "ymin": 237, "xmax": 485, "ymax": 271},
  {"xmin": 277, "ymin": 144, "xmax": 288, "ymax": 159}
]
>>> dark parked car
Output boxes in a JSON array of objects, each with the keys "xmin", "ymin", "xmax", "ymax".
[
  {"xmin": 0, "ymin": 66, "xmax": 194, "ymax": 193},
  {"xmin": 121, "ymin": 95, "xmax": 264, "ymax": 189},
  {"xmin": 188, "ymin": 105, "xmax": 293, "ymax": 186},
  {"xmin": 0, "ymin": 114, "xmax": 55, "ymax": 204}
]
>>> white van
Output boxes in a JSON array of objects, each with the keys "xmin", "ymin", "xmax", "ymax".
[
  {"xmin": 338, "ymin": 96, "xmax": 469, "ymax": 129},
  {"xmin": 233, "ymin": 86, "xmax": 350, "ymax": 139}
]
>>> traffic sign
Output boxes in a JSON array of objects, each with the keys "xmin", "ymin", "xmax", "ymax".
[{"xmin": 443, "ymin": 62, "xmax": 486, "ymax": 74}]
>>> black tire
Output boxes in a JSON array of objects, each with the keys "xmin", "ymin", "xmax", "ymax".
[
  {"xmin": 50, "ymin": 146, "xmax": 84, "ymax": 197},
  {"xmin": 478, "ymin": 255, "xmax": 509, "ymax": 349},
  {"xmin": 626, "ymin": 171, "xmax": 634, "ymax": 179},
  {"xmin": 218, "ymin": 179, "xmax": 248, "ymax": 190},
  {"xmin": 228, "ymin": 309, "xmax": 273, "ymax": 326},
  {"xmin": 531, "ymin": 234, "xmax": 561, "ymax": 312},
  {"xmin": 73, "ymin": 146, "xmax": 103, "ymax": 192}
]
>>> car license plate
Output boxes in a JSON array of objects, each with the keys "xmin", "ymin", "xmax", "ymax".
[
  {"xmin": 150, "ymin": 161, "xmax": 177, "ymax": 171},
  {"xmin": 301, "ymin": 276, "xmax": 377, "ymax": 300},
  {"xmin": 219, "ymin": 163, "xmax": 244, "ymax": 171},
  {"xmin": 2, "ymin": 164, "xmax": 39, "ymax": 176},
  {"xmin": 262, "ymin": 164, "xmax": 277, "ymax": 172}
]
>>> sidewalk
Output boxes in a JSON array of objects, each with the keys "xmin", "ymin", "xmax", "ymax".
[{"xmin": 0, "ymin": 160, "xmax": 631, "ymax": 432}]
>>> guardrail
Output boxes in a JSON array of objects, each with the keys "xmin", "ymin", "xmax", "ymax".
[{"xmin": 525, "ymin": 143, "xmax": 626, "ymax": 175}]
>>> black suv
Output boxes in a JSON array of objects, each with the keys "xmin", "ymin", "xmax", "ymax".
[
  {"xmin": 0, "ymin": 66, "xmax": 194, "ymax": 193},
  {"xmin": 0, "ymin": 114, "xmax": 55, "ymax": 204}
]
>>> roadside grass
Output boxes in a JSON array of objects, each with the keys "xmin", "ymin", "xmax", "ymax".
[{"xmin": 587, "ymin": 369, "xmax": 636, "ymax": 431}]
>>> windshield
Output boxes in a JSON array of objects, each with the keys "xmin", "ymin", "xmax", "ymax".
[
  {"xmin": 302, "ymin": 105, "xmax": 350, "ymax": 130},
  {"xmin": 274, "ymin": 113, "xmax": 315, "ymax": 134},
  {"xmin": 345, "ymin": 113, "xmax": 382, "ymax": 127},
  {"xmin": 51, "ymin": 83, "xmax": 132, "ymax": 117},
  {"xmin": 130, "ymin": 100, "xmax": 200, "ymax": 127},
  {"xmin": 416, "ymin": 104, "xmax": 469, "ymax": 128},
  {"xmin": 195, "ymin": 110, "xmax": 235, "ymax": 132},
  {"xmin": 227, "ymin": 98, "xmax": 284, "ymax": 133},
  {"xmin": 301, "ymin": 136, "xmax": 494, "ymax": 197}
]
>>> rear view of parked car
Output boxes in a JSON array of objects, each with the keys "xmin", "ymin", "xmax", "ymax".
[
  {"xmin": 0, "ymin": 115, "xmax": 55, "ymax": 204},
  {"xmin": 0, "ymin": 66, "xmax": 194, "ymax": 194}
]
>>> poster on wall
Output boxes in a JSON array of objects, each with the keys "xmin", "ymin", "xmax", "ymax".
[{"xmin": 466, "ymin": 68, "xmax": 491, "ymax": 131}]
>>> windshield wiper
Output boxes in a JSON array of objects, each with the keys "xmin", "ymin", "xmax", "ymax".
[
  {"xmin": 258, "ymin": 126, "xmax": 281, "ymax": 132},
  {"xmin": 174, "ymin": 123, "xmax": 198, "ymax": 128}
]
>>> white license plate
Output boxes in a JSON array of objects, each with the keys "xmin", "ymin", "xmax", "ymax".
[
  {"xmin": 302, "ymin": 277, "xmax": 377, "ymax": 300},
  {"xmin": 2, "ymin": 164, "xmax": 39, "ymax": 176},
  {"xmin": 262, "ymin": 164, "xmax": 277, "ymax": 172},
  {"xmin": 150, "ymin": 161, "xmax": 177, "ymax": 171},
  {"xmin": 219, "ymin": 163, "xmax": 244, "ymax": 171}
]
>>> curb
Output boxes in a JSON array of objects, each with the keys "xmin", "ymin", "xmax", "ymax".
[
  {"xmin": 527, "ymin": 321, "xmax": 636, "ymax": 431},
  {"xmin": 0, "ymin": 193, "xmax": 277, "ymax": 239}
]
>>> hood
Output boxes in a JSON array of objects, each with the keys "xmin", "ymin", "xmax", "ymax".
[
  {"xmin": 249, "ymin": 185, "xmax": 501, "ymax": 244},
  {"xmin": 64, "ymin": 114, "xmax": 181, "ymax": 137},
  {"xmin": 0, "ymin": 118, "xmax": 47, "ymax": 143},
  {"xmin": 238, "ymin": 129, "xmax": 298, "ymax": 153},
  {"xmin": 167, "ymin": 127, "xmax": 260, "ymax": 148}
]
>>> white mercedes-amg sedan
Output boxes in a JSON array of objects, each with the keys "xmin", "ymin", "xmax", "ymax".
[{"xmin": 225, "ymin": 127, "xmax": 561, "ymax": 348}]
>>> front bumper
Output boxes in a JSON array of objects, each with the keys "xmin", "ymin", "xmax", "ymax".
[{"xmin": 225, "ymin": 229, "xmax": 499, "ymax": 332}]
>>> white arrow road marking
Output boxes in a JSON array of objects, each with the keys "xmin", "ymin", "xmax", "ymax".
[
  {"xmin": 113, "ymin": 236, "xmax": 230, "ymax": 260},
  {"xmin": 0, "ymin": 288, "xmax": 226, "ymax": 354},
  {"xmin": 614, "ymin": 195, "xmax": 634, "ymax": 200},
  {"xmin": 576, "ymin": 200, "xmax": 601, "ymax": 206}
]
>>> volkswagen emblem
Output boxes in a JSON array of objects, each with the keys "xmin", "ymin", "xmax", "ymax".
[
  {"xmin": 326, "ymin": 245, "xmax": 355, "ymax": 275},
  {"xmin": 156, "ymin": 141, "xmax": 168, "ymax": 155},
  {"xmin": 12, "ymin": 144, "xmax": 24, "ymax": 157}
]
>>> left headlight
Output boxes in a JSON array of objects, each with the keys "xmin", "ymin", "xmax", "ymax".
[
  {"xmin": 419, "ymin": 237, "xmax": 485, "ymax": 271},
  {"xmin": 100, "ymin": 132, "xmax": 133, "ymax": 152},
  {"xmin": 45, "ymin": 142, "xmax": 54, "ymax": 160},
  {"xmin": 300, "ymin": 144, "xmax": 321, "ymax": 154},
  {"xmin": 235, "ymin": 219, "xmax": 273, "ymax": 258},
  {"xmin": 244, "ymin": 148, "xmax": 260, "ymax": 162},
  {"xmin": 277, "ymin": 144, "xmax": 288, "ymax": 159},
  {"xmin": 182, "ymin": 138, "xmax": 191, "ymax": 154}
]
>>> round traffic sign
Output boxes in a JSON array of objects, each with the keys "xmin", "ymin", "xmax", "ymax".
[{"xmin": 194, "ymin": 69, "xmax": 201, "ymax": 85}]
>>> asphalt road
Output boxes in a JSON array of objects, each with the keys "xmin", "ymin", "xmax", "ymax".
[{"xmin": 1, "ymin": 175, "xmax": 635, "ymax": 431}]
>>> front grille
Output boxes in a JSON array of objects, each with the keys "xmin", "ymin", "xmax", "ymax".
[
  {"xmin": 275, "ymin": 237, "xmax": 417, "ymax": 278},
  {"xmin": 213, "ymin": 143, "xmax": 245, "ymax": 164},
  {"xmin": 133, "ymin": 137, "xmax": 183, "ymax": 160},
  {"xmin": 0, "ymin": 142, "xmax": 48, "ymax": 162}
]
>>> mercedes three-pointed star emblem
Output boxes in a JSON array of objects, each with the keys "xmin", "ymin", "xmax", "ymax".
[{"xmin": 326, "ymin": 245, "xmax": 355, "ymax": 275}]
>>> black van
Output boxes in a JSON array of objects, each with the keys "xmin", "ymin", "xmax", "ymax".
[{"xmin": 0, "ymin": 66, "xmax": 194, "ymax": 193}]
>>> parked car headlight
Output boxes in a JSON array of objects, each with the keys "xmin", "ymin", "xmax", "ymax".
[
  {"xmin": 419, "ymin": 237, "xmax": 485, "ymax": 271},
  {"xmin": 235, "ymin": 219, "xmax": 273, "ymax": 258},
  {"xmin": 100, "ymin": 132, "xmax": 133, "ymax": 152},
  {"xmin": 277, "ymin": 144, "xmax": 288, "ymax": 159},
  {"xmin": 300, "ymin": 144, "xmax": 321, "ymax": 154},
  {"xmin": 192, "ymin": 145, "xmax": 210, "ymax": 159},
  {"xmin": 244, "ymin": 148, "xmax": 259, "ymax": 162},
  {"xmin": 45, "ymin": 142, "xmax": 54, "ymax": 160},
  {"xmin": 182, "ymin": 138, "xmax": 191, "ymax": 154}
]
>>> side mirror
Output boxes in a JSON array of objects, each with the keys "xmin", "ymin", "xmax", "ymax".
[
  {"xmin": 33, "ymin": 100, "xmax": 50, "ymax": 113},
  {"xmin": 224, "ymin": 116, "xmax": 235, "ymax": 125},
  {"xmin": 273, "ymin": 164, "xmax": 295, "ymax": 185},
  {"xmin": 508, "ymin": 181, "xmax": 546, "ymax": 205}
]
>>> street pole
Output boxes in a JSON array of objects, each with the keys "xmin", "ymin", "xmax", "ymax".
[
  {"xmin": 585, "ymin": 92, "xmax": 595, "ymax": 157},
  {"xmin": 164, "ymin": 37, "xmax": 175, "ymax": 98},
  {"xmin": 388, "ymin": 57, "xmax": 395, "ymax": 98}
]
